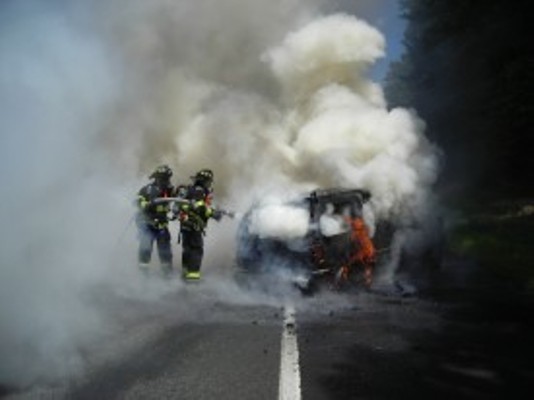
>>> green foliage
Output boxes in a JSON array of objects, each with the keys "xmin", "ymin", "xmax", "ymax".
[
  {"xmin": 384, "ymin": 54, "xmax": 414, "ymax": 109},
  {"xmin": 450, "ymin": 212, "xmax": 534, "ymax": 289},
  {"xmin": 385, "ymin": 0, "xmax": 533, "ymax": 200}
]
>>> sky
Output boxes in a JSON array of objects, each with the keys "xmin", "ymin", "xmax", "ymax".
[
  {"xmin": 336, "ymin": 0, "xmax": 406, "ymax": 82},
  {"xmin": 367, "ymin": 2, "xmax": 406, "ymax": 81}
]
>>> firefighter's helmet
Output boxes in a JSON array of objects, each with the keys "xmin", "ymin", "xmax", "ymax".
[
  {"xmin": 150, "ymin": 165, "xmax": 173, "ymax": 181},
  {"xmin": 194, "ymin": 168, "xmax": 213, "ymax": 187}
]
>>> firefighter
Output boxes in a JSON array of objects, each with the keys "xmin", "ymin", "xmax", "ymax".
[
  {"xmin": 178, "ymin": 169, "xmax": 222, "ymax": 281},
  {"xmin": 136, "ymin": 165, "xmax": 176, "ymax": 275}
]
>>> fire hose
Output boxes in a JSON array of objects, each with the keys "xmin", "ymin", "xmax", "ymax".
[{"xmin": 152, "ymin": 197, "xmax": 239, "ymax": 219}]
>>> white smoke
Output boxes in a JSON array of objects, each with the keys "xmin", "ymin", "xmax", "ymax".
[
  {"xmin": 0, "ymin": 0, "xmax": 438, "ymax": 388},
  {"xmin": 267, "ymin": 13, "xmax": 386, "ymax": 103},
  {"xmin": 262, "ymin": 14, "xmax": 438, "ymax": 222},
  {"xmin": 320, "ymin": 214, "xmax": 349, "ymax": 237},
  {"xmin": 249, "ymin": 204, "xmax": 310, "ymax": 239}
]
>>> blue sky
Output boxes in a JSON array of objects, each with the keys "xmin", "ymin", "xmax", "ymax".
[
  {"xmin": 342, "ymin": 0, "xmax": 407, "ymax": 82},
  {"xmin": 370, "ymin": 3, "xmax": 406, "ymax": 82}
]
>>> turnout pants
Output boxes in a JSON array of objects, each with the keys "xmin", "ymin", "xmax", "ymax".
[
  {"xmin": 138, "ymin": 224, "xmax": 172, "ymax": 268},
  {"xmin": 181, "ymin": 229, "xmax": 204, "ymax": 273}
]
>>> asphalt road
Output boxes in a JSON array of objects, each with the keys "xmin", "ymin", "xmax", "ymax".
[{"xmin": 2, "ymin": 266, "xmax": 533, "ymax": 400}]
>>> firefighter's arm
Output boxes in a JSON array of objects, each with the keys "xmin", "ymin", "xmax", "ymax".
[
  {"xmin": 182, "ymin": 200, "xmax": 224, "ymax": 222},
  {"xmin": 137, "ymin": 194, "xmax": 151, "ymax": 210},
  {"xmin": 193, "ymin": 201, "xmax": 222, "ymax": 221},
  {"xmin": 201, "ymin": 202, "xmax": 216, "ymax": 219},
  {"xmin": 178, "ymin": 202, "xmax": 190, "ymax": 221}
]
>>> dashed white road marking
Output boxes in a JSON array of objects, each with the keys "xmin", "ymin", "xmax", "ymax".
[{"xmin": 278, "ymin": 304, "xmax": 302, "ymax": 400}]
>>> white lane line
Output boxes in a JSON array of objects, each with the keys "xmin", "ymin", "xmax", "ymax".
[{"xmin": 278, "ymin": 304, "xmax": 302, "ymax": 400}]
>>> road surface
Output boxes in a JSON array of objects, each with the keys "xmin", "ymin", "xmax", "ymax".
[{"xmin": 2, "ymin": 266, "xmax": 532, "ymax": 400}]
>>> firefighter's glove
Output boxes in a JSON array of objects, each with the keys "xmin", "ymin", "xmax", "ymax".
[{"xmin": 212, "ymin": 209, "xmax": 223, "ymax": 221}]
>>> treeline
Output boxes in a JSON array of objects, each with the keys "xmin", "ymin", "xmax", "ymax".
[{"xmin": 385, "ymin": 0, "xmax": 532, "ymax": 201}]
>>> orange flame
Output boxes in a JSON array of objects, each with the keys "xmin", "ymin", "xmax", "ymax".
[
  {"xmin": 347, "ymin": 217, "xmax": 376, "ymax": 287},
  {"xmin": 310, "ymin": 217, "xmax": 376, "ymax": 289}
]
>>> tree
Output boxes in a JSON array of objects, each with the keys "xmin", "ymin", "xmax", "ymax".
[{"xmin": 385, "ymin": 0, "xmax": 533, "ymax": 200}]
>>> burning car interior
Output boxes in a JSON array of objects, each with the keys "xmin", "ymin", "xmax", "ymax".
[{"xmin": 235, "ymin": 188, "xmax": 398, "ymax": 295}]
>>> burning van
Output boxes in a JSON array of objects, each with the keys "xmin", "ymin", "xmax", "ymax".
[{"xmin": 235, "ymin": 188, "xmax": 395, "ymax": 294}]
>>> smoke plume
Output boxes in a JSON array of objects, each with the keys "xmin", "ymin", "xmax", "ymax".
[{"xmin": 0, "ymin": 0, "xmax": 437, "ymax": 388}]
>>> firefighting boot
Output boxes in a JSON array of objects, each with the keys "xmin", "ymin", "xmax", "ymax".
[{"xmin": 183, "ymin": 269, "xmax": 201, "ymax": 281}]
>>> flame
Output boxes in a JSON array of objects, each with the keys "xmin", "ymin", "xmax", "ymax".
[
  {"xmin": 310, "ymin": 216, "xmax": 376, "ymax": 289},
  {"xmin": 347, "ymin": 216, "xmax": 376, "ymax": 287}
]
